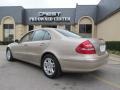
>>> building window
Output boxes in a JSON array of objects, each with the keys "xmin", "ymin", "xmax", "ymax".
[
  {"xmin": 29, "ymin": 25, "xmax": 34, "ymax": 31},
  {"xmin": 3, "ymin": 24, "xmax": 14, "ymax": 42},
  {"xmin": 42, "ymin": 25, "xmax": 57, "ymax": 28},
  {"xmin": 4, "ymin": 24, "xmax": 14, "ymax": 29},
  {"xmin": 79, "ymin": 24, "xmax": 92, "ymax": 38},
  {"xmin": 79, "ymin": 24, "xmax": 92, "ymax": 33},
  {"xmin": 65, "ymin": 25, "xmax": 71, "ymax": 31}
]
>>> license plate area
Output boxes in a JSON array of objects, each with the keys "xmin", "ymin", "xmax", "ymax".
[{"xmin": 100, "ymin": 45, "xmax": 106, "ymax": 52}]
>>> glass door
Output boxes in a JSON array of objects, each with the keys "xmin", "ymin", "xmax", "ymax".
[{"xmin": 3, "ymin": 24, "xmax": 14, "ymax": 43}]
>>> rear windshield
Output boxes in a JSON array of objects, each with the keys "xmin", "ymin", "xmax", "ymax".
[{"xmin": 57, "ymin": 29, "xmax": 81, "ymax": 39}]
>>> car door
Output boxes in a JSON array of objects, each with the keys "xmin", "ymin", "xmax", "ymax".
[
  {"xmin": 12, "ymin": 31, "xmax": 34, "ymax": 61},
  {"xmin": 23, "ymin": 30, "xmax": 51, "ymax": 65}
]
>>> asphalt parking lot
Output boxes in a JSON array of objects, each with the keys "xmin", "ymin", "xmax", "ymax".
[{"xmin": 0, "ymin": 45, "xmax": 120, "ymax": 90}]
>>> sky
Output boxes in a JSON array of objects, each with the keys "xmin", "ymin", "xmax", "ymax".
[{"xmin": 0, "ymin": 0, "xmax": 101, "ymax": 8}]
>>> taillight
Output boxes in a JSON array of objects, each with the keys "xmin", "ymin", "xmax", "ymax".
[{"xmin": 75, "ymin": 40, "xmax": 96, "ymax": 54}]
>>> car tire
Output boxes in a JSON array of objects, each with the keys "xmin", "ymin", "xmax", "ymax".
[
  {"xmin": 42, "ymin": 54, "xmax": 61, "ymax": 79},
  {"xmin": 6, "ymin": 48, "xmax": 14, "ymax": 61}
]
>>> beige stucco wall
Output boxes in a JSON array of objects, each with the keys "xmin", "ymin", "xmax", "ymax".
[
  {"xmin": 74, "ymin": 24, "xmax": 79, "ymax": 34},
  {"xmin": 0, "ymin": 25, "xmax": 2, "ymax": 41},
  {"xmin": 94, "ymin": 25, "xmax": 97, "ymax": 38},
  {"xmin": 70, "ymin": 25, "xmax": 77, "ymax": 33},
  {"xmin": 15, "ymin": 24, "xmax": 27, "ymax": 40},
  {"xmin": 80, "ymin": 17, "xmax": 92, "ymax": 24},
  {"xmin": 97, "ymin": 12, "xmax": 120, "ymax": 41},
  {"xmin": 2, "ymin": 17, "xmax": 14, "ymax": 24},
  {"xmin": 57, "ymin": 25, "xmax": 65, "ymax": 29},
  {"xmin": 34, "ymin": 25, "xmax": 41, "ymax": 29},
  {"xmin": 71, "ymin": 25, "xmax": 75, "ymax": 32}
]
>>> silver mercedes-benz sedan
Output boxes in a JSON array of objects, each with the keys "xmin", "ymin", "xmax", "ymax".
[{"xmin": 6, "ymin": 28, "xmax": 109, "ymax": 78}]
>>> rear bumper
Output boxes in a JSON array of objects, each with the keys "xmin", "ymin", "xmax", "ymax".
[{"xmin": 60, "ymin": 52, "xmax": 109, "ymax": 72}]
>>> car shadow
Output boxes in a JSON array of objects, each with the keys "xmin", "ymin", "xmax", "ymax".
[
  {"xmin": 13, "ymin": 59, "xmax": 41, "ymax": 70},
  {"xmin": 13, "ymin": 59, "xmax": 104, "ymax": 82}
]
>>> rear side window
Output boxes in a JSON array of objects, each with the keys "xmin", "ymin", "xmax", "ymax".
[
  {"xmin": 57, "ymin": 29, "xmax": 81, "ymax": 39},
  {"xmin": 43, "ymin": 31, "xmax": 51, "ymax": 40},
  {"xmin": 32, "ymin": 30, "xmax": 45, "ymax": 41}
]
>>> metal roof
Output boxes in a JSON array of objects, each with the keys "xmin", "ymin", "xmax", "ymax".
[
  {"xmin": 97, "ymin": 0, "xmax": 120, "ymax": 23},
  {"xmin": 0, "ymin": 0, "xmax": 120, "ymax": 25},
  {"xmin": 0, "ymin": 6, "xmax": 24, "ymax": 24},
  {"xmin": 75, "ymin": 5, "xmax": 97, "ymax": 23}
]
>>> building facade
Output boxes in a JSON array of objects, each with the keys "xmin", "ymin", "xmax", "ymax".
[{"xmin": 0, "ymin": 0, "xmax": 120, "ymax": 44}]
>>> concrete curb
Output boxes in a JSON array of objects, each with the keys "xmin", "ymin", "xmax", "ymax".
[
  {"xmin": 109, "ymin": 54, "xmax": 120, "ymax": 61},
  {"xmin": 110, "ymin": 54, "xmax": 120, "ymax": 58}
]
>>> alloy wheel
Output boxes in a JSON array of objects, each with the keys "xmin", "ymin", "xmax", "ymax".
[{"xmin": 43, "ymin": 58, "xmax": 55, "ymax": 76}]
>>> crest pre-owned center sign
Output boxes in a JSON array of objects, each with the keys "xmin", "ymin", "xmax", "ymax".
[{"xmin": 29, "ymin": 12, "xmax": 71, "ymax": 22}]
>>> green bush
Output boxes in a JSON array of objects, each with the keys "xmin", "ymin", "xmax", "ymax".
[{"xmin": 106, "ymin": 41, "xmax": 120, "ymax": 51}]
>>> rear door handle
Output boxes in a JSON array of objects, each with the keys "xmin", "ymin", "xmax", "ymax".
[{"xmin": 40, "ymin": 43, "xmax": 45, "ymax": 46}]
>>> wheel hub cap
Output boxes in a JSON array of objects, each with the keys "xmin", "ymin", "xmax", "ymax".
[
  {"xmin": 7, "ymin": 50, "xmax": 11, "ymax": 60},
  {"xmin": 43, "ymin": 58, "xmax": 55, "ymax": 75}
]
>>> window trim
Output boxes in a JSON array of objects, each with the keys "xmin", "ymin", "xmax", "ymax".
[
  {"xmin": 31, "ymin": 30, "xmax": 51, "ymax": 41},
  {"xmin": 42, "ymin": 30, "xmax": 51, "ymax": 40},
  {"xmin": 20, "ymin": 31, "xmax": 34, "ymax": 43},
  {"xmin": 3, "ymin": 24, "xmax": 14, "ymax": 29},
  {"xmin": 32, "ymin": 30, "xmax": 46, "ymax": 41},
  {"xmin": 20, "ymin": 29, "xmax": 52, "ymax": 43}
]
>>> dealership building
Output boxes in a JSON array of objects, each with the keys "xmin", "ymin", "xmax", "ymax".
[{"xmin": 0, "ymin": 0, "xmax": 120, "ymax": 43}]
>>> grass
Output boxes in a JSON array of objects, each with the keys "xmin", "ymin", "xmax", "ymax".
[{"xmin": 108, "ymin": 50, "xmax": 120, "ymax": 56}]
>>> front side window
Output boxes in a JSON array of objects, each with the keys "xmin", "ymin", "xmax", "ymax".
[
  {"xmin": 32, "ymin": 30, "xmax": 46, "ymax": 41},
  {"xmin": 20, "ymin": 32, "xmax": 33, "ymax": 42}
]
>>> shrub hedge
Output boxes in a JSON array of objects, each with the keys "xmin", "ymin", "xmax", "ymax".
[{"xmin": 106, "ymin": 41, "xmax": 120, "ymax": 51}]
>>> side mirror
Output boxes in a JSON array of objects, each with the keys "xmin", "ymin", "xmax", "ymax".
[{"xmin": 15, "ymin": 39, "xmax": 19, "ymax": 43}]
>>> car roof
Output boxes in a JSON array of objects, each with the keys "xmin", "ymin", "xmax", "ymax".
[{"xmin": 30, "ymin": 28, "xmax": 57, "ymax": 32}]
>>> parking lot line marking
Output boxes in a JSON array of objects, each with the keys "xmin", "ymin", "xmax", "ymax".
[{"xmin": 91, "ymin": 74, "xmax": 120, "ymax": 89}]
